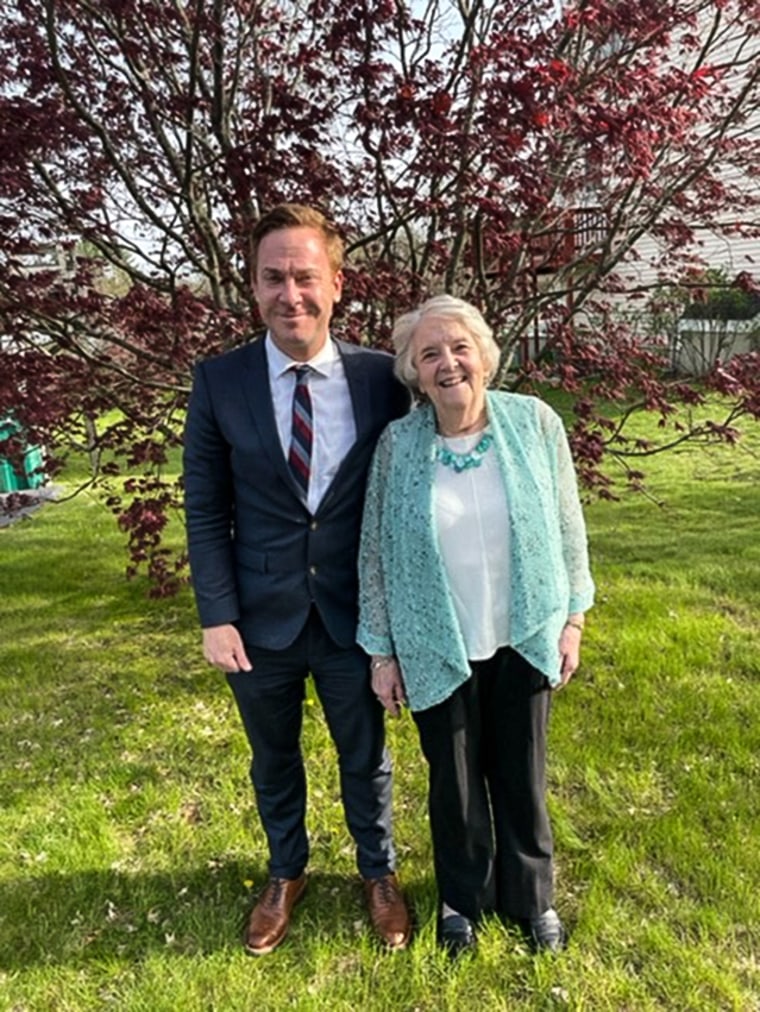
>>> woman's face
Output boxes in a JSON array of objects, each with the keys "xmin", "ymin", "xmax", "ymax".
[{"xmin": 411, "ymin": 316, "xmax": 487, "ymax": 421}]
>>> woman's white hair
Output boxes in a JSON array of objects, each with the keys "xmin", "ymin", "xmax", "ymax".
[{"xmin": 392, "ymin": 294, "xmax": 501, "ymax": 392}]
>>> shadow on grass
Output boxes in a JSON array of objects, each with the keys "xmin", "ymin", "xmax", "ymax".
[{"xmin": 0, "ymin": 867, "xmax": 438, "ymax": 971}]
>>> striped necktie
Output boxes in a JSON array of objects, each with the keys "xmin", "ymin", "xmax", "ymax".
[{"xmin": 288, "ymin": 365, "xmax": 313, "ymax": 498}]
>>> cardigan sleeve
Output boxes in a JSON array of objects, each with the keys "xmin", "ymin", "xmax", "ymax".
[
  {"xmin": 541, "ymin": 401, "xmax": 595, "ymax": 615},
  {"xmin": 356, "ymin": 426, "xmax": 396, "ymax": 656}
]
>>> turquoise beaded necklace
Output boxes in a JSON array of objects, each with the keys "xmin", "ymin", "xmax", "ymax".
[{"xmin": 436, "ymin": 431, "xmax": 494, "ymax": 473}]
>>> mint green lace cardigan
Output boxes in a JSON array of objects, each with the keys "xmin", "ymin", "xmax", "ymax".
[{"xmin": 357, "ymin": 391, "xmax": 595, "ymax": 711}]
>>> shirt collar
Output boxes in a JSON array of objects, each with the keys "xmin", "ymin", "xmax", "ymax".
[{"xmin": 265, "ymin": 332, "xmax": 338, "ymax": 380}]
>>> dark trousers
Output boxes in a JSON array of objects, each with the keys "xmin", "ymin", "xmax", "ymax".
[
  {"xmin": 412, "ymin": 647, "xmax": 554, "ymax": 922},
  {"xmin": 226, "ymin": 608, "xmax": 395, "ymax": 881}
]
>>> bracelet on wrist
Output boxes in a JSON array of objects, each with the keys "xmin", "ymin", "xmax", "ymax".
[
  {"xmin": 564, "ymin": 619, "xmax": 584, "ymax": 632},
  {"xmin": 371, "ymin": 656, "xmax": 394, "ymax": 671}
]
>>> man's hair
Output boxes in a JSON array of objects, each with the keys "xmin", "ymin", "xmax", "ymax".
[{"xmin": 250, "ymin": 203, "xmax": 344, "ymax": 275}]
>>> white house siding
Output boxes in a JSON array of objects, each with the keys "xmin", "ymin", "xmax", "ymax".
[{"xmin": 591, "ymin": 12, "xmax": 759, "ymax": 372}]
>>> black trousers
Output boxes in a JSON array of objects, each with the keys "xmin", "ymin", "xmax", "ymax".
[
  {"xmin": 412, "ymin": 647, "xmax": 554, "ymax": 922},
  {"xmin": 226, "ymin": 608, "xmax": 395, "ymax": 881}
]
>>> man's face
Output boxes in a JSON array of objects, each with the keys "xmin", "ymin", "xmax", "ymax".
[{"xmin": 252, "ymin": 226, "xmax": 343, "ymax": 362}]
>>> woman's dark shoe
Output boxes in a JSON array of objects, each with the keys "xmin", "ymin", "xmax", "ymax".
[
  {"xmin": 437, "ymin": 912, "xmax": 476, "ymax": 958},
  {"xmin": 528, "ymin": 908, "xmax": 567, "ymax": 954}
]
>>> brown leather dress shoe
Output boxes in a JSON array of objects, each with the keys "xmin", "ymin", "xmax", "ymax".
[
  {"xmin": 244, "ymin": 874, "xmax": 307, "ymax": 956},
  {"xmin": 364, "ymin": 873, "xmax": 412, "ymax": 950}
]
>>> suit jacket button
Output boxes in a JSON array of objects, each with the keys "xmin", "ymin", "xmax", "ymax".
[
  {"xmin": 310, "ymin": 520, "xmax": 318, "ymax": 531},
  {"xmin": 309, "ymin": 565, "xmax": 317, "ymax": 576}
]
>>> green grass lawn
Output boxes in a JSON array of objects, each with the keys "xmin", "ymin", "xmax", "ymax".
[{"xmin": 0, "ymin": 404, "xmax": 758, "ymax": 1011}]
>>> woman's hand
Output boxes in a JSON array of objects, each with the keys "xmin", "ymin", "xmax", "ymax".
[
  {"xmin": 557, "ymin": 618, "xmax": 584, "ymax": 689},
  {"xmin": 371, "ymin": 657, "xmax": 407, "ymax": 717}
]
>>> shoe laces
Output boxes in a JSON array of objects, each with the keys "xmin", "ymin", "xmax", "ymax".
[
  {"xmin": 372, "ymin": 876, "xmax": 398, "ymax": 908},
  {"xmin": 262, "ymin": 878, "xmax": 286, "ymax": 908}
]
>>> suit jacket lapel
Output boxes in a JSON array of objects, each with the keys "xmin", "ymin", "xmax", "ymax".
[
  {"xmin": 339, "ymin": 341, "xmax": 373, "ymax": 440},
  {"xmin": 239, "ymin": 338, "xmax": 301, "ymax": 496}
]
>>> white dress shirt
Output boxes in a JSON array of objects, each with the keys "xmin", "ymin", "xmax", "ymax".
[
  {"xmin": 266, "ymin": 334, "xmax": 357, "ymax": 514},
  {"xmin": 433, "ymin": 431, "xmax": 511, "ymax": 660}
]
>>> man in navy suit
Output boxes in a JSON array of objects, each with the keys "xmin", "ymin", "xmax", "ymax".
[{"xmin": 183, "ymin": 204, "xmax": 411, "ymax": 955}]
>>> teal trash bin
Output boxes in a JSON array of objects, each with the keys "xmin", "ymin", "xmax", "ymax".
[
  {"xmin": 0, "ymin": 457, "xmax": 19, "ymax": 493},
  {"xmin": 0, "ymin": 416, "xmax": 45, "ymax": 492}
]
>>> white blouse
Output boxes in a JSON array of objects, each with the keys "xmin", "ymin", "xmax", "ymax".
[{"xmin": 433, "ymin": 430, "xmax": 511, "ymax": 661}]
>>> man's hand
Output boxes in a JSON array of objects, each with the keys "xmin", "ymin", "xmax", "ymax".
[{"xmin": 202, "ymin": 624, "xmax": 253, "ymax": 672}]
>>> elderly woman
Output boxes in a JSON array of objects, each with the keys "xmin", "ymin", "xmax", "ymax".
[{"xmin": 357, "ymin": 295, "xmax": 594, "ymax": 956}]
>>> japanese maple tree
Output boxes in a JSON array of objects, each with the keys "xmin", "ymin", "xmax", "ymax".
[{"xmin": 1, "ymin": 0, "xmax": 758, "ymax": 592}]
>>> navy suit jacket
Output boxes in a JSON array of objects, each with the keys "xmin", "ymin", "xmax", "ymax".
[{"xmin": 183, "ymin": 336, "xmax": 410, "ymax": 650}]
